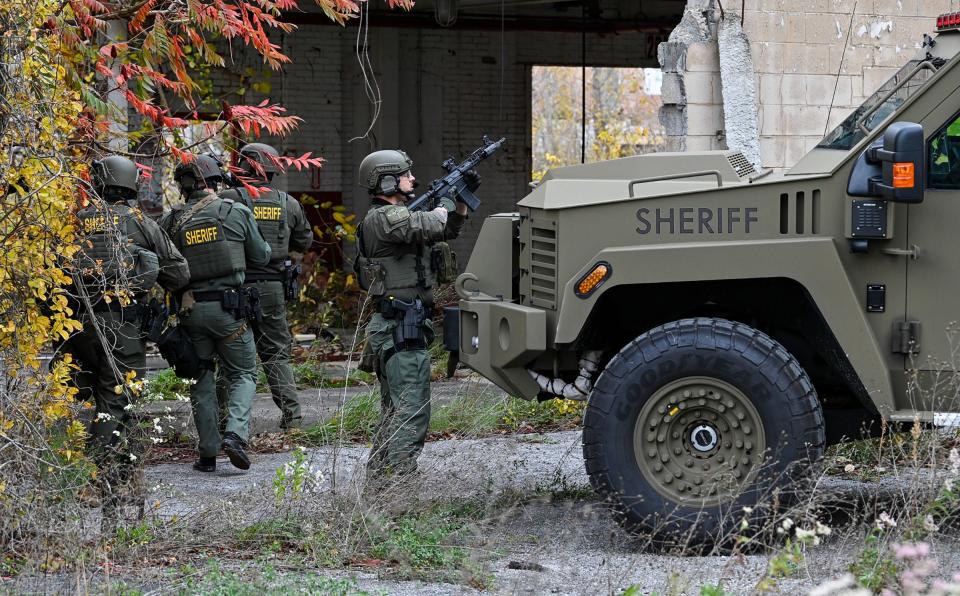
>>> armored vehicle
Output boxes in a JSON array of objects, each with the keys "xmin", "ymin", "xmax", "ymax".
[{"xmin": 450, "ymin": 16, "xmax": 960, "ymax": 543}]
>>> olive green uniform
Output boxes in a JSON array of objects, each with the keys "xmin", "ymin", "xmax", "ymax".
[
  {"xmin": 359, "ymin": 198, "xmax": 465, "ymax": 475},
  {"xmin": 220, "ymin": 187, "xmax": 313, "ymax": 428},
  {"xmin": 67, "ymin": 202, "xmax": 190, "ymax": 462},
  {"xmin": 160, "ymin": 191, "xmax": 270, "ymax": 458}
]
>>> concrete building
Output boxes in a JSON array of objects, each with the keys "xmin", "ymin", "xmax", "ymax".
[{"xmin": 199, "ymin": 0, "xmax": 950, "ymax": 257}]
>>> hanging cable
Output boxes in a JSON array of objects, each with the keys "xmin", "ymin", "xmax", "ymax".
[
  {"xmin": 581, "ymin": 1, "xmax": 586, "ymax": 164},
  {"xmin": 349, "ymin": 1, "xmax": 382, "ymax": 148},
  {"xmin": 823, "ymin": 1, "xmax": 859, "ymax": 140},
  {"xmin": 498, "ymin": 0, "xmax": 505, "ymax": 122}
]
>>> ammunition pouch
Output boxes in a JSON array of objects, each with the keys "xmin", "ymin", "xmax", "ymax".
[
  {"xmin": 358, "ymin": 339, "xmax": 376, "ymax": 373},
  {"xmin": 430, "ymin": 242, "xmax": 458, "ymax": 284},
  {"xmin": 355, "ymin": 257, "xmax": 386, "ymax": 295},
  {"xmin": 142, "ymin": 298, "xmax": 168, "ymax": 339},
  {"xmin": 157, "ymin": 323, "xmax": 203, "ymax": 379},
  {"xmin": 282, "ymin": 258, "xmax": 302, "ymax": 302},
  {"xmin": 244, "ymin": 287, "xmax": 263, "ymax": 322},
  {"xmin": 191, "ymin": 287, "xmax": 261, "ymax": 321}
]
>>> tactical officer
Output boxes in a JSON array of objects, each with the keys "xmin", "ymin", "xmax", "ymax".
[
  {"xmin": 219, "ymin": 143, "xmax": 313, "ymax": 430},
  {"xmin": 355, "ymin": 149, "xmax": 476, "ymax": 478},
  {"xmin": 68, "ymin": 154, "xmax": 190, "ymax": 517},
  {"xmin": 160, "ymin": 155, "xmax": 271, "ymax": 472}
]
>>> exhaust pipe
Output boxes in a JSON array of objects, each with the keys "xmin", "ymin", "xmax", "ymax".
[{"xmin": 527, "ymin": 351, "xmax": 602, "ymax": 401}]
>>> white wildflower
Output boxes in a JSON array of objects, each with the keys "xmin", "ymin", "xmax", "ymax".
[
  {"xmin": 95, "ymin": 412, "xmax": 113, "ymax": 421},
  {"xmin": 923, "ymin": 514, "xmax": 939, "ymax": 533},
  {"xmin": 876, "ymin": 511, "xmax": 897, "ymax": 530},
  {"xmin": 844, "ymin": 463, "xmax": 856, "ymax": 473},
  {"xmin": 814, "ymin": 521, "xmax": 832, "ymax": 536},
  {"xmin": 795, "ymin": 527, "xmax": 820, "ymax": 545},
  {"xmin": 781, "ymin": 518, "xmax": 794, "ymax": 531},
  {"xmin": 151, "ymin": 437, "xmax": 162, "ymax": 444},
  {"xmin": 124, "ymin": 403, "xmax": 135, "ymax": 411},
  {"xmin": 128, "ymin": 454, "xmax": 138, "ymax": 462},
  {"xmin": 742, "ymin": 506, "xmax": 753, "ymax": 514}
]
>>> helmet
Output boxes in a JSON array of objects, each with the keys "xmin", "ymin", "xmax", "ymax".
[
  {"xmin": 173, "ymin": 154, "xmax": 223, "ymax": 191},
  {"xmin": 239, "ymin": 142, "xmax": 280, "ymax": 178},
  {"xmin": 91, "ymin": 155, "xmax": 139, "ymax": 194},
  {"xmin": 358, "ymin": 149, "xmax": 413, "ymax": 195}
]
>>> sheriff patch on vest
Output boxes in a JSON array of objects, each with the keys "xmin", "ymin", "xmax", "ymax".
[
  {"xmin": 253, "ymin": 206, "xmax": 283, "ymax": 221},
  {"xmin": 184, "ymin": 225, "xmax": 220, "ymax": 245}
]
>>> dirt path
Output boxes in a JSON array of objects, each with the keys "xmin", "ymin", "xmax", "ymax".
[{"xmin": 140, "ymin": 429, "xmax": 960, "ymax": 595}]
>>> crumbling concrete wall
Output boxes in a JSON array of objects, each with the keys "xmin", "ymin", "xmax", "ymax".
[
  {"xmin": 668, "ymin": 0, "xmax": 951, "ymax": 170},
  {"xmin": 659, "ymin": 1, "xmax": 726, "ymax": 154}
]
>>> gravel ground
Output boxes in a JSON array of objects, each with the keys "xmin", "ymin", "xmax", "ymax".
[
  {"xmin": 11, "ymin": 373, "xmax": 960, "ymax": 595},
  {"xmin": 128, "ymin": 429, "xmax": 959, "ymax": 595}
]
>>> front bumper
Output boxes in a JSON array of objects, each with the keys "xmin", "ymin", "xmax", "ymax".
[{"xmin": 457, "ymin": 299, "xmax": 545, "ymax": 399}]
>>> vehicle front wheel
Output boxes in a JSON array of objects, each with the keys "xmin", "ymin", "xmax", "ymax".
[{"xmin": 583, "ymin": 318, "xmax": 825, "ymax": 548}]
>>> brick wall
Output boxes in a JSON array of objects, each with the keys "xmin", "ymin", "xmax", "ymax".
[
  {"xmin": 743, "ymin": 0, "xmax": 950, "ymax": 170},
  {"xmin": 223, "ymin": 24, "xmax": 663, "ymax": 260}
]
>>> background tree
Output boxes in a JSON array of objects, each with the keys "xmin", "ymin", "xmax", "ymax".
[
  {"xmin": 0, "ymin": 0, "xmax": 406, "ymax": 575},
  {"xmin": 531, "ymin": 66, "xmax": 665, "ymax": 182}
]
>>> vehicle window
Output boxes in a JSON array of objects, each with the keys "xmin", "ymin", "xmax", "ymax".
[
  {"xmin": 817, "ymin": 59, "xmax": 939, "ymax": 150},
  {"xmin": 929, "ymin": 114, "xmax": 960, "ymax": 189}
]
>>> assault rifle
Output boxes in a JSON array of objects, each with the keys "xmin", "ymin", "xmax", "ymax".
[{"xmin": 407, "ymin": 136, "xmax": 506, "ymax": 213}]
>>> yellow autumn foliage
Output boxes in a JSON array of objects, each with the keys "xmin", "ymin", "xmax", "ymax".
[{"xmin": 0, "ymin": 0, "xmax": 85, "ymax": 429}]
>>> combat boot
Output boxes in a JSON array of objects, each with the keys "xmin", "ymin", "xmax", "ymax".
[
  {"xmin": 221, "ymin": 432, "xmax": 250, "ymax": 470},
  {"xmin": 192, "ymin": 456, "xmax": 217, "ymax": 472}
]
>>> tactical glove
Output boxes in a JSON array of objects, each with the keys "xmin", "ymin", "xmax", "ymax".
[{"xmin": 463, "ymin": 169, "xmax": 482, "ymax": 192}]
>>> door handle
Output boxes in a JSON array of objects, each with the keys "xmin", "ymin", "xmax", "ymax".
[{"xmin": 881, "ymin": 244, "xmax": 920, "ymax": 260}]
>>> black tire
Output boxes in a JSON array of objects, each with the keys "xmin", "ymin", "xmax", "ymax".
[{"xmin": 583, "ymin": 318, "xmax": 825, "ymax": 548}]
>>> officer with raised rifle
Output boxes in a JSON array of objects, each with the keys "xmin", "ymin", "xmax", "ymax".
[{"xmin": 354, "ymin": 147, "xmax": 484, "ymax": 479}]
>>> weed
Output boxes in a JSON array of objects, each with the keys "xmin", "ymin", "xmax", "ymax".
[
  {"xmin": 115, "ymin": 521, "xmax": 156, "ymax": 548},
  {"xmin": 699, "ymin": 585, "xmax": 729, "ymax": 596},
  {"xmin": 141, "ymin": 368, "xmax": 194, "ymax": 402},
  {"xmin": 299, "ymin": 390, "xmax": 380, "ymax": 445},
  {"xmin": 368, "ymin": 502, "xmax": 486, "ymax": 583},
  {"xmin": 273, "ymin": 446, "xmax": 324, "ymax": 504},
  {"xmin": 849, "ymin": 528, "xmax": 899, "ymax": 592},
  {"xmin": 292, "ymin": 362, "xmax": 375, "ymax": 388},
  {"xmin": 181, "ymin": 559, "xmax": 375, "ymax": 595}
]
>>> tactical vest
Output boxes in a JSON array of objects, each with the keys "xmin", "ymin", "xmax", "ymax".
[
  {"xmin": 75, "ymin": 204, "xmax": 159, "ymax": 295},
  {"xmin": 171, "ymin": 199, "xmax": 246, "ymax": 282},
  {"xmin": 235, "ymin": 188, "xmax": 288, "ymax": 267},
  {"xmin": 355, "ymin": 207, "xmax": 437, "ymax": 298}
]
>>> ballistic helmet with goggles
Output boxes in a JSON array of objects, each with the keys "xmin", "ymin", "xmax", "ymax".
[
  {"xmin": 173, "ymin": 154, "xmax": 223, "ymax": 191},
  {"xmin": 91, "ymin": 155, "xmax": 139, "ymax": 200},
  {"xmin": 239, "ymin": 143, "xmax": 280, "ymax": 178},
  {"xmin": 358, "ymin": 149, "xmax": 413, "ymax": 195}
]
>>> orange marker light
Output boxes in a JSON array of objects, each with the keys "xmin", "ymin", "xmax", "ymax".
[
  {"xmin": 575, "ymin": 262, "xmax": 611, "ymax": 297},
  {"xmin": 892, "ymin": 162, "xmax": 915, "ymax": 188}
]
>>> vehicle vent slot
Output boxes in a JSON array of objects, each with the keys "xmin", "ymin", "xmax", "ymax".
[
  {"xmin": 727, "ymin": 152, "xmax": 756, "ymax": 177},
  {"xmin": 520, "ymin": 214, "xmax": 558, "ymax": 309},
  {"xmin": 778, "ymin": 189, "xmax": 820, "ymax": 235}
]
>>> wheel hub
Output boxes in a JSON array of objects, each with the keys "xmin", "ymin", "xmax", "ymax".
[
  {"xmin": 632, "ymin": 377, "xmax": 766, "ymax": 506},
  {"xmin": 690, "ymin": 423, "xmax": 719, "ymax": 453}
]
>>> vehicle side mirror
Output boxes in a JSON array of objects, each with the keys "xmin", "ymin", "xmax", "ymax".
[{"xmin": 866, "ymin": 121, "xmax": 924, "ymax": 203}]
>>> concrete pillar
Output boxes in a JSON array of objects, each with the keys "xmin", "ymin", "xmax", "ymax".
[{"xmin": 106, "ymin": 20, "xmax": 128, "ymax": 153}]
